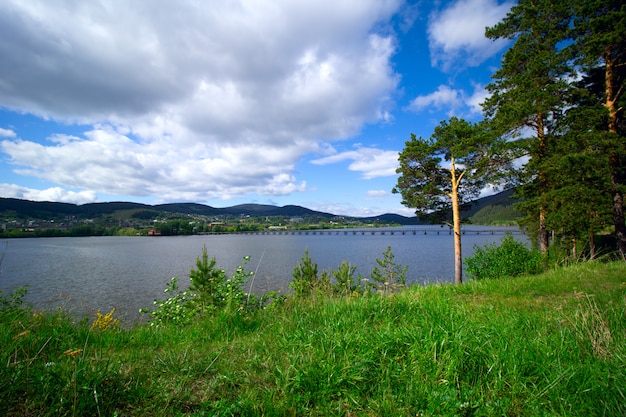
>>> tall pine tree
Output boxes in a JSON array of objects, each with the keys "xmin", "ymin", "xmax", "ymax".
[
  {"xmin": 570, "ymin": 0, "xmax": 626, "ymax": 258},
  {"xmin": 482, "ymin": 0, "xmax": 573, "ymax": 253}
]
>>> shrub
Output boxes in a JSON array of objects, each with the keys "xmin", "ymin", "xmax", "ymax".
[
  {"xmin": 139, "ymin": 277, "xmax": 199, "ymax": 326},
  {"xmin": 290, "ymin": 249, "xmax": 330, "ymax": 297},
  {"xmin": 140, "ymin": 247, "xmax": 255, "ymax": 326},
  {"xmin": 332, "ymin": 260, "xmax": 360, "ymax": 296},
  {"xmin": 465, "ymin": 233, "xmax": 544, "ymax": 280},
  {"xmin": 367, "ymin": 246, "xmax": 407, "ymax": 294}
]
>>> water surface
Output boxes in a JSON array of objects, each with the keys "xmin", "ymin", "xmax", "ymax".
[{"xmin": 0, "ymin": 226, "xmax": 523, "ymax": 323}]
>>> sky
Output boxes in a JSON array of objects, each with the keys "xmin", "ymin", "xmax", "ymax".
[{"xmin": 0, "ymin": 0, "xmax": 514, "ymax": 217}]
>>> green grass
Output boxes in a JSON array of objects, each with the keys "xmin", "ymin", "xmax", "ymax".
[{"xmin": 2, "ymin": 261, "xmax": 625, "ymax": 416}]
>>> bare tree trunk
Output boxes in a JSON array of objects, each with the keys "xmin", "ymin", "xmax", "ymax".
[
  {"xmin": 451, "ymin": 189, "xmax": 463, "ymax": 284},
  {"xmin": 450, "ymin": 157, "xmax": 463, "ymax": 284}
]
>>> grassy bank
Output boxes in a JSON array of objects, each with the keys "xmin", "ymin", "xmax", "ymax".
[{"xmin": 1, "ymin": 262, "xmax": 625, "ymax": 416}]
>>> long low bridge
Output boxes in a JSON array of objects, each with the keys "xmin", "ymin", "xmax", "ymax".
[{"xmin": 201, "ymin": 228, "xmax": 525, "ymax": 236}]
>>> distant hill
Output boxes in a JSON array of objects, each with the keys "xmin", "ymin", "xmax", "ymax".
[
  {"xmin": 458, "ymin": 188, "xmax": 520, "ymax": 225},
  {"xmin": 0, "ymin": 198, "xmax": 337, "ymax": 221},
  {"xmin": 464, "ymin": 189, "xmax": 520, "ymax": 225},
  {"xmin": 0, "ymin": 189, "xmax": 519, "ymax": 226},
  {"xmin": 427, "ymin": 188, "xmax": 519, "ymax": 225},
  {"xmin": 359, "ymin": 213, "xmax": 424, "ymax": 225}
]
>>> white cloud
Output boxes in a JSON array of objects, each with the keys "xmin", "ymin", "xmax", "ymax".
[
  {"xmin": 1, "ymin": 126, "xmax": 308, "ymax": 201},
  {"xmin": 311, "ymin": 147, "xmax": 399, "ymax": 179},
  {"xmin": 407, "ymin": 83, "xmax": 488, "ymax": 117},
  {"xmin": 466, "ymin": 83, "xmax": 489, "ymax": 115},
  {"xmin": 428, "ymin": 0, "xmax": 512, "ymax": 72},
  {"xmin": 0, "ymin": 0, "xmax": 402, "ymax": 202},
  {"xmin": 0, "ymin": 184, "xmax": 97, "ymax": 204},
  {"xmin": 367, "ymin": 190, "xmax": 389, "ymax": 197},
  {"xmin": 0, "ymin": 128, "xmax": 16, "ymax": 137},
  {"xmin": 407, "ymin": 85, "xmax": 463, "ymax": 114}
]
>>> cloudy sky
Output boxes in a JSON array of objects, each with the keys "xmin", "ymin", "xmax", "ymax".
[{"xmin": 0, "ymin": 0, "xmax": 513, "ymax": 216}]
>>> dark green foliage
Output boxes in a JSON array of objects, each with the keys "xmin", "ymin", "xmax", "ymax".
[
  {"xmin": 483, "ymin": 0, "xmax": 626, "ymax": 257},
  {"xmin": 0, "ymin": 286, "xmax": 28, "ymax": 312},
  {"xmin": 469, "ymin": 203, "xmax": 520, "ymax": 226},
  {"xmin": 131, "ymin": 209, "xmax": 160, "ymax": 220},
  {"xmin": 394, "ymin": 118, "xmax": 511, "ymax": 221},
  {"xmin": 188, "ymin": 246, "xmax": 254, "ymax": 314},
  {"xmin": 465, "ymin": 233, "xmax": 544, "ymax": 280},
  {"xmin": 189, "ymin": 245, "xmax": 229, "ymax": 310}
]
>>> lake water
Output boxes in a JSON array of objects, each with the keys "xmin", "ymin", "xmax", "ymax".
[{"xmin": 0, "ymin": 226, "xmax": 524, "ymax": 324}]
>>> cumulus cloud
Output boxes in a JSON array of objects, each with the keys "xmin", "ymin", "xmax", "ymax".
[
  {"xmin": 0, "ymin": 183, "xmax": 97, "ymax": 204},
  {"xmin": 0, "ymin": 0, "xmax": 402, "ymax": 201},
  {"xmin": 407, "ymin": 83, "xmax": 487, "ymax": 117},
  {"xmin": 311, "ymin": 147, "xmax": 399, "ymax": 179},
  {"xmin": 1, "ymin": 126, "xmax": 308, "ymax": 201},
  {"xmin": 407, "ymin": 85, "xmax": 463, "ymax": 114},
  {"xmin": 0, "ymin": 128, "xmax": 16, "ymax": 137},
  {"xmin": 428, "ymin": 0, "xmax": 512, "ymax": 72}
]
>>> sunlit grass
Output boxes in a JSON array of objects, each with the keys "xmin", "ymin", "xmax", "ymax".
[{"xmin": 1, "ymin": 261, "xmax": 625, "ymax": 416}]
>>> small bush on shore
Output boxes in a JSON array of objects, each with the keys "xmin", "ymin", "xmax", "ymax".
[{"xmin": 466, "ymin": 232, "xmax": 544, "ymax": 280}]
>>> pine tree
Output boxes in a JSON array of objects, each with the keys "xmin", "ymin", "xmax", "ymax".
[
  {"xmin": 570, "ymin": 0, "xmax": 626, "ymax": 258},
  {"xmin": 394, "ymin": 117, "xmax": 512, "ymax": 284},
  {"xmin": 482, "ymin": 0, "xmax": 573, "ymax": 253}
]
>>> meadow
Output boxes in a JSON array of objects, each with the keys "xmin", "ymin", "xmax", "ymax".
[{"xmin": 1, "ymin": 261, "xmax": 625, "ymax": 416}]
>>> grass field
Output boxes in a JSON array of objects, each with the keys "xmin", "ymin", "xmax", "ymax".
[{"xmin": 1, "ymin": 261, "xmax": 625, "ymax": 416}]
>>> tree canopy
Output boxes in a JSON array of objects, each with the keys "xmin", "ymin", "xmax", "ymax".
[
  {"xmin": 484, "ymin": 0, "xmax": 625, "ymax": 258},
  {"xmin": 396, "ymin": 0, "xmax": 626, "ymax": 278}
]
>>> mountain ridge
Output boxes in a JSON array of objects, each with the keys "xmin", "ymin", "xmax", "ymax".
[{"xmin": 0, "ymin": 189, "xmax": 518, "ymax": 226}]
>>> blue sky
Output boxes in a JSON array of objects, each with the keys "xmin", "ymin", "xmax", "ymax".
[{"xmin": 0, "ymin": 0, "xmax": 513, "ymax": 217}]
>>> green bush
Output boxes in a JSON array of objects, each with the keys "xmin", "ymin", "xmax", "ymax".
[
  {"xmin": 465, "ymin": 233, "xmax": 544, "ymax": 280},
  {"xmin": 140, "ymin": 246, "xmax": 255, "ymax": 325},
  {"xmin": 290, "ymin": 249, "xmax": 330, "ymax": 297},
  {"xmin": 332, "ymin": 260, "xmax": 360, "ymax": 296},
  {"xmin": 367, "ymin": 246, "xmax": 408, "ymax": 293},
  {"xmin": 139, "ymin": 277, "xmax": 198, "ymax": 326}
]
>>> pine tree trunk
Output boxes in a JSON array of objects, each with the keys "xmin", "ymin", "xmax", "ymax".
[
  {"xmin": 589, "ymin": 231, "xmax": 596, "ymax": 260},
  {"xmin": 604, "ymin": 53, "xmax": 626, "ymax": 259},
  {"xmin": 610, "ymin": 180, "xmax": 626, "ymax": 260},
  {"xmin": 450, "ymin": 157, "xmax": 463, "ymax": 284},
  {"xmin": 539, "ymin": 207, "xmax": 549, "ymax": 254},
  {"xmin": 451, "ymin": 188, "xmax": 463, "ymax": 284},
  {"xmin": 536, "ymin": 116, "xmax": 550, "ymax": 253}
]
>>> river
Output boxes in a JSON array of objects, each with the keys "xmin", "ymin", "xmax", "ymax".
[{"xmin": 0, "ymin": 225, "xmax": 524, "ymax": 324}]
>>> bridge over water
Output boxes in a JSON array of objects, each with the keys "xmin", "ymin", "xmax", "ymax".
[{"xmin": 201, "ymin": 228, "xmax": 524, "ymax": 236}]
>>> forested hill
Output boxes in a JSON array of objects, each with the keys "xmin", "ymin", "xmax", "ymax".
[
  {"xmin": 0, "ymin": 198, "xmax": 336, "ymax": 220},
  {"xmin": 0, "ymin": 189, "xmax": 519, "ymax": 225}
]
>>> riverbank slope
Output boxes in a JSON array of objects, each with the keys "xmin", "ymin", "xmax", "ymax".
[{"xmin": 2, "ymin": 261, "xmax": 624, "ymax": 416}]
